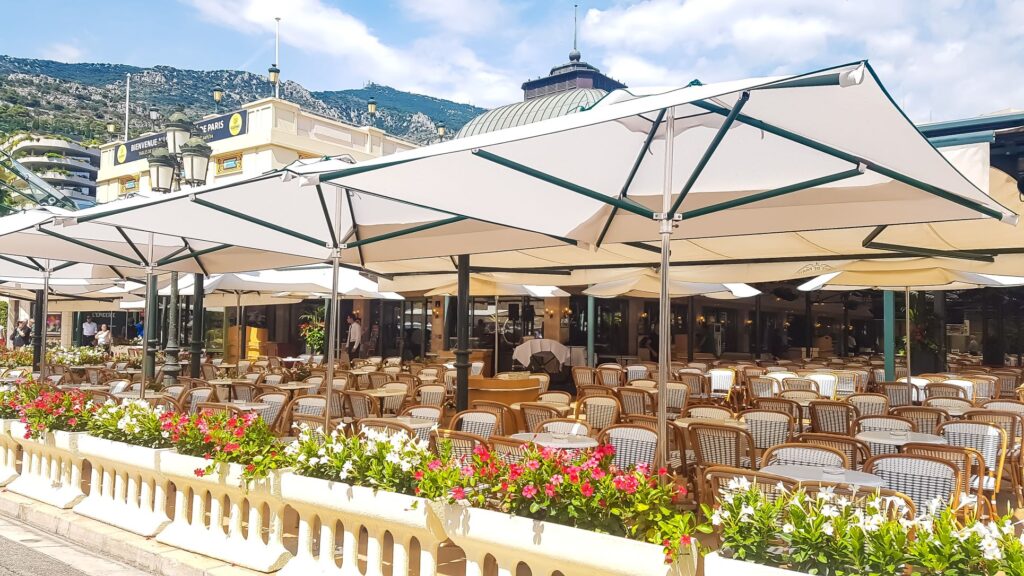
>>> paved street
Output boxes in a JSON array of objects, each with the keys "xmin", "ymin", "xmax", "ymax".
[{"xmin": 0, "ymin": 517, "xmax": 149, "ymax": 576}]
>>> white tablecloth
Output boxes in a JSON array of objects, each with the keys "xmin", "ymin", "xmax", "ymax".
[
  {"xmin": 856, "ymin": 430, "xmax": 946, "ymax": 447},
  {"xmin": 513, "ymin": 339, "xmax": 570, "ymax": 369},
  {"xmin": 760, "ymin": 464, "xmax": 886, "ymax": 488}
]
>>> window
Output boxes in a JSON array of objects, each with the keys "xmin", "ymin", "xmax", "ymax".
[
  {"xmin": 119, "ymin": 177, "xmax": 138, "ymax": 194},
  {"xmin": 215, "ymin": 154, "xmax": 243, "ymax": 175}
]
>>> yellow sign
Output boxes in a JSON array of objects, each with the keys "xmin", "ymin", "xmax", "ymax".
[
  {"xmin": 228, "ymin": 113, "xmax": 243, "ymax": 136},
  {"xmin": 116, "ymin": 145, "xmax": 127, "ymax": 164}
]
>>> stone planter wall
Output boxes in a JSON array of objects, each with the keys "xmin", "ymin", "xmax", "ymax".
[
  {"xmin": 73, "ymin": 436, "xmax": 171, "ymax": 536},
  {"xmin": 0, "ymin": 419, "xmax": 21, "ymax": 486},
  {"xmin": 7, "ymin": 422, "xmax": 85, "ymax": 509},
  {"xmin": 703, "ymin": 552, "xmax": 808, "ymax": 575}
]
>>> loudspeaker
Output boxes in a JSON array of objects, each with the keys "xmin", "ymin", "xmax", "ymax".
[
  {"xmin": 508, "ymin": 303, "xmax": 520, "ymax": 322},
  {"xmin": 523, "ymin": 305, "xmax": 535, "ymax": 324}
]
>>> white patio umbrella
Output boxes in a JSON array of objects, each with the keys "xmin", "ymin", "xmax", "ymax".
[
  {"xmin": 798, "ymin": 259, "xmax": 1024, "ymax": 375},
  {"xmin": 583, "ymin": 269, "xmax": 759, "ymax": 299}
]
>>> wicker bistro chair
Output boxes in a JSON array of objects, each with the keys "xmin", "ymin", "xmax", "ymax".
[
  {"xmin": 903, "ymin": 443, "xmax": 988, "ymax": 502},
  {"xmin": 415, "ymin": 384, "xmax": 446, "ymax": 407},
  {"xmin": 703, "ymin": 465, "xmax": 798, "ymax": 508},
  {"xmin": 707, "ymin": 368, "xmax": 737, "ymax": 402},
  {"xmin": 880, "ymin": 382, "xmax": 915, "ymax": 408},
  {"xmin": 797, "ymin": 433, "xmax": 872, "ymax": 470},
  {"xmin": 253, "ymin": 392, "xmax": 288, "ymax": 432},
  {"xmin": 846, "ymin": 393, "xmax": 889, "ymax": 417},
  {"xmin": 761, "ymin": 443, "xmax": 849, "ymax": 469},
  {"xmin": 400, "ymin": 404, "xmax": 442, "ymax": 426},
  {"xmin": 489, "ymin": 435, "xmax": 529, "ymax": 464},
  {"xmin": 688, "ymin": 423, "xmax": 757, "ymax": 497},
  {"xmin": 624, "ymin": 364, "xmax": 650, "ymax": 382},
  {"xmin": 663, "ymin": 382, "xmax": 689, "ymax": 417},
  {"xmin": 538, "ymin": 418, "xmax": 591, "ymax": 437},
  {"xmin": 572, "ymin": 367, "xmax": 596, "ymax": 388},
  {"xmin": 747, "ymin": 377, "xmax": 778, "ymax": 400},
  {"xmin": 739, "ymin": 409, "xmax": 794, "ymax": 458},
  {"xmin": 538, "ymin": 391, "xmax": 572, "ymax": 405},
  {"xmin": 752, "ymin": 398, "xmax": 804, "ymax": 427},
  {"xmin": 343, "ymin": 391, "xmax": 380, "ymax": 425},
  {"xmin": 470, "ymin": 400, "xmax": 515, "ymax": 436},
  {"xmin": 598, "ymin": 424, "xmax": 661, "ymax": 470},
  {"xmin": 924, "ymin": 397, "xmax": 974, "ymax": 411},
  {"xmin": 683, "ymin": 405, "xmax": 734, "ymax": 421},
  {"xmin": 162, "ymin": 385, "xmax": 184, "ymax": 399},
  {"xmin": 834, "ymin": 370, "xmax": 868, "ymax": 397},
  {"xmin": 809, "ymin": 400, "xmax": 858, "ymax": 436},
  {"xmin": 964, "ymin": 376, "xmax": 999, "ymax": 404},
  {"xmin": 430, "ymin": 429, "xmax": 487, "ymax": 460},
  {"xmin": 616, "ymin": 387, "xmax": 657, "ymax": 417},
  {"xmin": 596, "ymin": 366, "xmax": 625, "ymax": 388},
  {"xmin": 359, "ymin": 418, "xmax": 416, "ymax": 439},
  {"xmin": 864, "ymin": 454, "xmax": 961, "ymax": 513},
  {"xmin": 197, "ymin": 402, "xmax": 246, "ymax": 417},
  {"xmin": 925, "ymin": 382, "xmax": 969, "ymax": 400},
  {"xmin": 779, "ymin": 389, "xmax": 820, "ymax": 404},
  {"xmin": 576, "ymin": 385, "xmax": 615, "ymax": 400},
  {"xmin": 956, "ymin": 412, "xmax": 1019, "ymax": 502},
  {"xmin": 520, "ymin": 403, "xmax": 562, "ymax": 433},
  {"xmin": 577, "ymin": 396, "xmax": 621, "ymax": 435},
  {"xmin": 180, "ymin": 387, "xmax": 215, "ymax": 414},
  {"xmin": 450, "ymin": 410, "xmax": 499, "ymax": 439},
  {"xmin": 108, "ymin": 379, "xmax": 132, "ymax": 395},
  {"xmin": 806, "ymin": 373, "xmax": 839, "ymax": 399},
  {"xmin": 630, "ymin": 379, "xmax": 657, "ymax": 390},
  {"xmin": 801, "ymin": 481, "xmax": 917, "ymax": 519},
  {"xmin": 855, "ymin": 415, "xmax": 915, "ymax": 456},
  {"xmin": 782, "ymin": 378, "xmax": 819, "ymax": 393},
  {"xmin": 938, "ymin": 420, "xmax": 1007, "ymax": 501},
  {"xmin": 891, "ymin": 407, "xmax": 948, "ymax": 434},
  {"xmin": 992, "ymin": 371, "xmax": 1020, "ymax": 399}
]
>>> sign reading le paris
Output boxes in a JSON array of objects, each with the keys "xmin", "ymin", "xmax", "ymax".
[{"xmin": 114, "ymin": 110, "xmax": 248, "ymax": 165}]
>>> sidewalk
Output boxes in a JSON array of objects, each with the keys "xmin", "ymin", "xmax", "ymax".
[{"xmin": 0, "ymin": 515, "xmax": 148, "ymax": 576}]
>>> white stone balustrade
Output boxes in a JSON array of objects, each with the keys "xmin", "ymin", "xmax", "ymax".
[
  {"xmin": 155, "ymin": 451, "xmax": 292, "ymax": 572},
  {"xmin": 73, "ymin": 436, "xmax": 171, "ymax": 536},
  {"xmin": 7, "ymin": 422, "xmax": 86, "ymax": 509},
  {"xmin": 278, "ymin": 473, "xmax": 445, "ymax": 576},
  {"xmin": 0, "ymin": 419, "xmax": 21, "ymax": 486}
]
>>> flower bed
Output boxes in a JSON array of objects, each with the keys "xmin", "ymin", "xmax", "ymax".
[
  {"xmin": 703, "ymin": 477, "xmax": 1024, "ymax": 575},
  {"xmin": 46, "ymin": 346, "xmax": 108, "ymax": 367}
]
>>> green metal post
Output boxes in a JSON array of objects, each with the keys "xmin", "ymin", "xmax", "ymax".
[
  {"xmin": 189, "ymin": 273, "xmax": 205, "ymax": 378},
  {"xmin": 884, "ymin": 291, "xmax": 895, "ymax": 381},
  {"xmin": 587, "ymin": 294, "xmax": 595, "ymax": 367}
]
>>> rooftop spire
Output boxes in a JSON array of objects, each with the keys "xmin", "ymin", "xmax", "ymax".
[{"xmin": 570, "ymin": 4, "xmax": 581, "ymax": 62}]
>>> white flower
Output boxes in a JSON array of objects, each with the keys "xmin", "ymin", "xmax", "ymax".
[
  {"xmin": 782, "ymin": 523, "xmax": 795, "ymax": 534},
  {"xmin": 740, "ymin": 505, "xmax": 755, "ymax": 520},
  {"xmin": 821, "ymin": 504, "xmax": 839, "ymax": 519},
  {"xmin": 822, "ymin": 522, "xmax": 834, "ymax": 536},
  {"xmin": 815, "ymin": 486, "xmax": 835, "ymax": 502},
  {"xmin": 711, "ymin": 511, "xmax": 723, "ymax": 526}
]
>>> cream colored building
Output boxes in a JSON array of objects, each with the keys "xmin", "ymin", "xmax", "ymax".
[{"xmin": 96, "ymin": 97, "xmax": 415, "ymax": 203}]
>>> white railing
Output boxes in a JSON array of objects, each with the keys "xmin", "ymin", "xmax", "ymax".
[
  {"xmin": 2, "ymin": 432, "xmax": 699, "ymax": 576},
  {"xmin": 0, "ymin": 419, "xmax": 21, "ymax": 486},
  {"xmin": 278, "ymin": 473, "xmax": 444, "ymax": 576},
  {"xmin": 74, "ymin": 436, "xmax": 170, "ymax": 537},
  {"xmin": 155, "ymin": 451, "xmax": 292, "ymax": 573},
  {"xmin": 7, "ymin": 422, "xmax": 85, "ymax": 509}
]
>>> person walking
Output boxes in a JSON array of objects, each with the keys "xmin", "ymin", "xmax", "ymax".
[
  {"xmin": 96, "ymin": 324, "xmax": 112, "ymax": 352},
  {"xmin": 81, "ymin": 316, "xmax": 98, "ymax": 346},
  {"xmin": 346, "ymin": 313, "xmax": 362, "ymax": 359},
  {"xmin": 12, "ymin": 321, "xmax": 24, "ymax": 348}
]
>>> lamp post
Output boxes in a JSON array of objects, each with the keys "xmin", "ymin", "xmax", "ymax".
[
  {"xmin": 148, "ymin": 106, "xmax": 160, "ymax": 131},
  {"xmin": 436, "ymin": 121, "xmax": 446, "ymax": 143},
  {"xmin": 367, "ymin": 97, "xmax": 377, "ymax": 127},
  {"xmin": 146, "ymin": 111, "xmax": 212, "ymax": 385},
  {"xmin": 213, "ymin": 86, "xmax": 224, "ymax": 113}
]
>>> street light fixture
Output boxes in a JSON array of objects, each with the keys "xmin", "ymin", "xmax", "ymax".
[
  {"xmin": 180, "ymin": 136, "xmax": 213, "ymax": 186},
  {"xmin": 268, "ymin": 65, "xmax": 280, "ymax": 96},
  {"xmin": 436, "ymin": 121, "xmax": 446, "ymax": 141},
  {"xmin": 146, "ymin": 148, "xmax": 177, "ymax": 193},
  {"xmin": 105, "ymin": 122, "xmax": 118, "ymax": 137},
  {"xmin": 164, "ymin": 109, "xmax": 192, "ymax": 155},
  {"xmin": 148, "ymin": 106, "xmax": 160, "ymax": 131},
  {"xmin": 212, "ymin": 86, "xmax": 224, "ymax": 112}
]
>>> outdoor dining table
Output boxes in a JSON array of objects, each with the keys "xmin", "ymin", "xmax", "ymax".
[
  {"xmin": 759, "ymin": 464, "xmax": 886, "ymax": 488},
  {"xmin": 856, "ymin": 430, "xmax": 946, "ymax": 447},
  {"xmin": 215, "ymin": 363, "xmax": 238, "ymax": 377},
  {"xmin": 273, "ymin": 382, "xmax": 318, "ymax": 402},
  {"xmin": 207, "ymin": 379, "xmax": 253, "ymax": 401},
  {"xmin": 280, "ymin": 357, "xmax": 305, "ymax": 368},
  {"xmin": 217, "ymin": 401, "xmax": 270, "ymax": 412},
  {"xmin": 509, "ymin": 401, "xmax": 574, "ymax": 431},
  {"xmin": 363, "ymin": 388, "xmax": 406, "ymax": 415},
  {"xmin": 510, "ymin": 432, "xmax": 598, "ymax": 450}
]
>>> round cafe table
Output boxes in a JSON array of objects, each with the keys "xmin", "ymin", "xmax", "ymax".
[
  {"xmin": 510, "ymin": 432, "xmax": 597, "ymax": 450},
  {"xmin": 856, "ymin": 430, "xmax": 946, "ymax": 447},
  {"xmin": 760, "ymin": 464, "xmax": 886, "ymax": 488}
]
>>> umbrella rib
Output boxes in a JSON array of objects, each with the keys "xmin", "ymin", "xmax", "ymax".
[
  {"xmin": 25, "ymin": 256, "xmax": 44, "ymax": 271},
  {"xmin": 190, "ymin": 197, "xmax": 329, "ymax": 248},
  {"xmin": 115, "ymin": 226, "xmax": 149, "ymax": 266},
  {"xmin": 343, "ymin": 216, "xmax": 468, "ymax": 249},
  {"xmin": 50, "ymin": 261, "xmax": 77, "ymax": 273},
  {"xmin": 690, "ymin": 101, "xmax": 1009, "ymax": 222},
  {"xmin": 181, "ymin": 239, "xmax": 211, "ymax": 277},
  {"xmin": 37, "ymin": 228, "xmax": 142, "ymax": 266},
  {"xmin": 680, "ymin": 168, "xmax": 865, "ymax": 220},
  {"xmin": 0, "ymin": 255, "xmax": 42, "ymax": 272},
  {"xmin": 315, "ymin": 185, "xmax": 340, "ymax": 249},
  {"xmin": 344, "ymin": 189, "xmax": 366, "ymax": 266},
  {"xmin": 106, "ymin": 265, "xmax": 127, "ymax": 281},
  {"xmin": 668, "ymin": 92, "xmax": 751, "ymax": 217},
  {"xmin": 472, "ymin": 149, "xmax": 655, "ymax": 219},
  {"xmin": 860, "ymin": 225, "xmax": 994, "ymax": 262},
  {"xmin": 596, "ymin": 107, "xmax": 669, "ymax": 248},
  {"xmin": 156, "ymin": 244, "xmax": 230, "ymax": 267}
]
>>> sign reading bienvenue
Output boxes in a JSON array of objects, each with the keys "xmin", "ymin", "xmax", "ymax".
[{"xmin": 114, "ymin": 110, "xmax": 248, "ymax": 165}]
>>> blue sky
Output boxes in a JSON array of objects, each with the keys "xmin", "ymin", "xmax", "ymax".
[{"xmin": 2, "ymin": 0, "xmax": 1022, "ymax": 121}]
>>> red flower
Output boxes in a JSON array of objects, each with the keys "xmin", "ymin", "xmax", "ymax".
[
  {"xmin": 194, "ymin": 468, "xmax": 205, "ymax": 477},
  {"xmin": 680, "ymin": 535, "xmax": 692, "ymax": 546},
  {"xmin": 223, "ymin": 442, "xmax": 240, "ymax": 453},
  {"xmin": 67, "ymin": 417, "xmax": 77, "ymax": 427},
  {"xmin": 246, "ymin": 464, "xmax": 256, "ymax": 473},
  {"xmin": 580, "ymin": 481, "xmax": 594, "ymax": 497},
  {"xmin": 522, "ymin": 484, "xmax": 538, "ymax": 499},
  {"xmin": 657, "ymin": 467, "xmax": 668, "ymax": 476},
  {"xmin": 472, "ymin": 443, "xmax": 491, "ymax": 462},
  {"xmin": 544, "ymin": 483, "xmax": 556, "ymax": 497},
  {"xmin": 413, "ymin": 470, "xmax": 424, "ymax": 481},
  {"xmin": 450, "ymin": 486, "xmax": 466, "ymax": 500}
]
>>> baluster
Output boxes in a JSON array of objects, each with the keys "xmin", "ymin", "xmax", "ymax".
[
  {"xmin": 114, "ymin": 470, "xmax": 126, "ymax": 503},
  {"xmin": 365, "ymin": 528, "xmax": 383, "ymax": 576},
  {"xmin": 88, "ymin": 464, "xmax": 101, "ymax": 500},
  {"xmin": 102, "ymin": 468, "xmax": 114, "ymax": 499},
  {"xmin": 228, "ymin": 498, "xmax": 242, "ymax": 539},
  {"xmin": 191, "ymin": 488, "xmax": 206, "ymax": 527},
  {"xmin": 209, "ymin": 493, "xmax": 224, "ymax": 534},
  {"xmin": 296, "ymin": 513, "xmax": 314, "ymax": 559},
  {"xmin": 340, "ymin": 525, "xmax": 358, "ymax": 574},
  {"xmin": 419, "ymin": 541, "xmax": 437, "ymax": 576},
  {"xmin": 318, "ymin": 519, "xmax": 337, "ymax": 569},
  {"xmin": 126, "ymin": 472, "xmax": 139, "ymax": 508},
  {"xmin": 391, "ymin": 533, "xmax": 409, "ymax": 576},
  {"xmin": 266, "ymin": 500, "xmax": 284, "ymax": 547},
  {"xmin": 246, "ymin": 501, "xmax": 263, "ymax": 543},
  {"xmin": 139, "ymin": 475, "xmax": 152, "ymax": 512}
]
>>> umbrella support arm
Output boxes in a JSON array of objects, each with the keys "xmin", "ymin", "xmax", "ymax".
[
  {"xmin": 861, "ymin": 225, "xmax": 994, "ymax": 263},
  {"xmin": 156, "ymin": 244, "xmax": 231, "ymax": 268},
  {"xmin": 190, "ymin": 197, "xmax": 329, "ymax": 248}
]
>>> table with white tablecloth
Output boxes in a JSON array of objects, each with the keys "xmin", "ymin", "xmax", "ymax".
[{"xmin": 512, "ymin": 339, "xmax": 570, "ymax": 369}]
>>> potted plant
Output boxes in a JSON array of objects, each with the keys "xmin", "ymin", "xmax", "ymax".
[{"xmin": 298, "ymin": 307, "xmax": 326, "ymax": 356}]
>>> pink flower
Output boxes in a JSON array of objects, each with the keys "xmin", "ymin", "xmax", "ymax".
[
  {"xmin": 67, "ymin": 417, "xmax": 77, "ymax": 427},
  {"xmin": 428, "ymin": 459, "xmax": 442, "ymax": 471},
  {"xmin": 544, "ymin": 483, "xmax": 556, "ymax": 497},
  {"xmin": 526, "ymin": 459, "xmax": 540, "ymax": 471},
  {"xmin": 450, "ymin": 486, "xmax": 466, "ymax": 500},
  {"xmin": 413, "ymin": 470, "xmax": 424, "ymax": 481},
  {"xmin": 580, "ymin": 481, "xmax": 594, "ymax": 497},
  {"xmin": 550, "ymin": 474, "xmax": 563, "ymax": 486},
  {"xmin": 522, "ymin": 484, "xmax": 538, "ymax": 499},
  {"xmin": 223, "ymin": 442, "xmax": 240, "ymax": 453},
  {"xmin": 461, "ymin": 465, "xmax": 474, "ymax": 478},
  {"xmin": 680, "ymin": 535, "xmax": 692, "ymax": 546},
  {"xmin": 472, "ymin": 443, "xmax": 491, "ymax": 461}
]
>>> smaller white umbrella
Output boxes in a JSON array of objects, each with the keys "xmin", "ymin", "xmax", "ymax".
[{"xmin": 583, "ymin": 269, "xmax": 759, "ymax": 299}]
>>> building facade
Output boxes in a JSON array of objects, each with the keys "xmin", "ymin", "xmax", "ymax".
[{"xmin": 8, "ymin": 135, "xmax": 100, "ymax": 206}]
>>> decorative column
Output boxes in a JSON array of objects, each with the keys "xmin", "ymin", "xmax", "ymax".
[
  {"xmin": 455, "ymin": 254, "xmax": 470, "ymax": 412},
  {"xmin": 883, "ymin": 291, "xmax": 895, "ymax": 381},
  {"xmin": 189, "ymin": 273, "xmax": 205, "ymax": 378},
  {"xmin": 162, "ymin": 272, "xmax": 180, "ymax": 384},
  {"xmin": 586, "ymin": 294, "xmax": 595, "ymax": 367},
  {"xmin": 31, "ymin": 290, "xmax": 43, "ymax": 371}
]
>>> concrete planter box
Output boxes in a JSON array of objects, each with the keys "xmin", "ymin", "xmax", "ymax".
[
  {"xmin": 7, "ymin": 421, "xmax": 85, "ymax": 508},
  {"xmin": 155, "ymin": 451, "xmax": 291, "ymax": 573},
  {"xmin": 436, "ymin": 502, "xmax": 698, "ymax": 576},
  {"xmin": 703, "ymin": 552, "xmax": 809, "ymax": 575},
  {"xmin": 0, "ymin": 418, "xmax": 21, "ymax": 486},
  {"xmin": 278, "ymin": 472, "xmax": 444, "ymax": 576},
  {"xmin": 74, "ymin": 436, "xmax": 171, "ymax": 536}
]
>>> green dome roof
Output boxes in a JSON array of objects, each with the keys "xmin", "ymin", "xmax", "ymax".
[{"xmin": 455, "ymin": 88, "xmax": 606, "ymax": 139}]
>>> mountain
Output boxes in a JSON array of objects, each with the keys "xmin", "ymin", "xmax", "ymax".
[{"xmin": 0, "ymin": 55, "xmax": 487, "ymax": 145}]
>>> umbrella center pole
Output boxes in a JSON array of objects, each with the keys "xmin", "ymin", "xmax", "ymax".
[{"xmin": 656, "ymin": 106, "xmax": 675, "ymax": 470}]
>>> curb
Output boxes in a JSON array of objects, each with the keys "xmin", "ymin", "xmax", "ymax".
[{"xmin": 0, "ymin": 490, "xmax": 267, "ymax": 576}]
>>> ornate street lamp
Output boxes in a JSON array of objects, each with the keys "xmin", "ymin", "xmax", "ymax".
[
  {"xmin": 436, "ymin": 121, "xmax": 446, "ymax": 142},
  {"xmin": 164, "ymin": 109, "xmax": 191, "ymax": 155},
  {"xmin": 268, "ymin": 65, "xmax": 280, "ymax": 97},
  {"xmin": 146, "ymin": 148, "xmax": 176, "ymax": 193},
  {"xmin": 148, "ymin": 106, "xmax": 160, "ymax": 131},
  {"xmin": 212, "ymin": 86, "xmax": 224, "ymax": 112},
  {"xmin": 367, "ymin": 97, "xmax": 377, "ymax": 127},
  {"xmin": 180, "ymin": 137, "xmax": 213, "ymax": 186}
]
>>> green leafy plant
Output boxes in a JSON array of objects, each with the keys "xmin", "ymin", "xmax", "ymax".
[
  {"xmin": 46, "ymin": 346, "xmax": 107, "ymax": 366},
  {"xmin": 17, "ymin": 388, "xmax": 93, "ymax": 439},
  {"xmin": 87, "ymin": 399, "xmax": 172, "ymax": 448},
  {"xmin": 287, "ymin": 424, "xmax": 431, "ymax": 494},
  {"xmin": 298, "ymin": 307, "xmax": 326, "ymax": 354}
]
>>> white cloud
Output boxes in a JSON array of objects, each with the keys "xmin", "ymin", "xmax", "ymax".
[
  {"xmin": 40, "ymin": 42, "xmax": 84, "ymax": 63},
  {"xmin": 185, "ymin": 0, "xmax": 520, "ymax": 106},
  {"xmin": 398, "ymin": 0, "xmax": 510, "ymax": 36}
]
